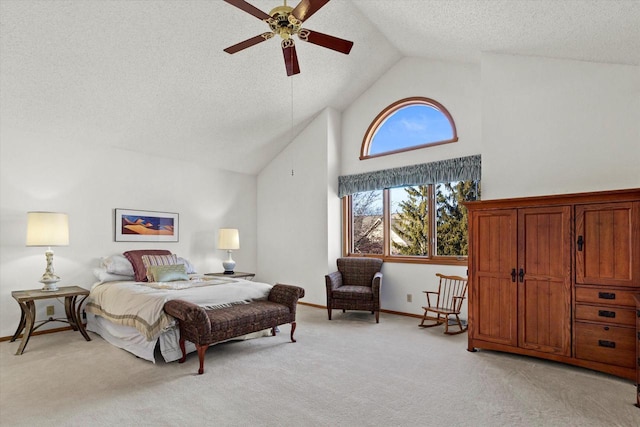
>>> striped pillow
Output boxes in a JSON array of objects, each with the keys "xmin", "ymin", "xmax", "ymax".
[
  {"xmin": 141, "ymin": 254, "xmax": 178, "ymax": 282},
  {"xmin": 123, "ymin": 250, "xmax": 172, "ymax": 282}
]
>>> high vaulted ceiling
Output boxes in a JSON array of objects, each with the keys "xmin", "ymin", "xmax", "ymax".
[{"xmin": 1, "ymin": 1, "xmax": 638, "ymax": 174}]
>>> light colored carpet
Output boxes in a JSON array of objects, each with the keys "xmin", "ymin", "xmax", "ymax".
[{"xmin": 0, "ymin": 305, "xmax": 638, "ymax": 427}]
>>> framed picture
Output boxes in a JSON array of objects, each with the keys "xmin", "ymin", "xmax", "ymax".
[{"xmin": 114, "ymin": 209, "xmax": 179, "ymax": 242}]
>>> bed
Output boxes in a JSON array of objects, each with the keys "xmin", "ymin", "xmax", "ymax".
[{"xmin": 85, "ymin": 250, "xmax": 273, "ymax": 363}]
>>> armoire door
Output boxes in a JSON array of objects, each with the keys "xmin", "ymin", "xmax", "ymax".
[
  {"xmin": 517, "ymin": 206, "xmax": 572, "ymax": 356},
  {"xmin": 575, "ymin": 202, "xmax": 640, "ymax": 288},
  {"xmin": 469, "ymin": 209, "xmax": 518, "ymax": 346}
]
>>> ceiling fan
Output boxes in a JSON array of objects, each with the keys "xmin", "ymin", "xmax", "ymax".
[{"xmin": 223, "ymin": 0, "xmax": 354, "ymax": 76}]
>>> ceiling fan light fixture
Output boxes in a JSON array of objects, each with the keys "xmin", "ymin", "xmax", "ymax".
[
  {"xmin": 267, "ymin": 6, "xmax": 302, "ymax": 39},
  {"xmin": 223, "ymin": 0, "xmax": 353, "ymax": 76}
]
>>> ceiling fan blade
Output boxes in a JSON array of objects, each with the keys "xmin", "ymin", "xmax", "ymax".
[
  {"xmin": 298, "ymin": 29, "xmax": 353, "ymax": 54},
  {"xmin": 282, "ymin": 41, "xmax": 300, "ymax": 76},
  {"xmin": 291, "ymin": 0, "xmax": 330, "ymax": 23},
  {"xmin": 223, "ymin": 0, "xmax": 271, "ymax": 21},
  {"xmin": 224, "ymin": 33, "xmax": 274, "ymax": 54}
]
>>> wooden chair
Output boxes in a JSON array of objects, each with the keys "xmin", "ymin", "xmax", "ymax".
[{"xmin": 419, "ymin": 273, "xmax": 468, "ymax": 335}]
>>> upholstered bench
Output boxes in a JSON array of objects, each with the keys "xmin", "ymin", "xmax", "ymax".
[{"xmin": 164, "ymin": 284, "xmax": 305, "ymax": 374}]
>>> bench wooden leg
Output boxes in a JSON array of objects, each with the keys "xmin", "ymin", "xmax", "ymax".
[
  {"xmin": 178, "ymin": 336, "xmax": 187, "ymax": 363},
  {"xmin": 290, "ymin": 322, "xmax": 297, "ymax": 342},
  {"xmin": 196, "ymin": 344, "xmax": 208, "ymax": 375}
]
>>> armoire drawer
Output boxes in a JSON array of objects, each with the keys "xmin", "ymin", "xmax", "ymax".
[
  {"xmin": 575, "ymin": 287, "xmax": 636, "ymax": 307},
  {"xmin": 575, "ymin": 322, "xmax": 636, "ymax": 368},
  {"xmin": 574, "ymin": 304, "xmax": 636, "ymax": 326}
]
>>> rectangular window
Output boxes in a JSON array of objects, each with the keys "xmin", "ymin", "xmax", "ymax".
[
  {"xmin": 351, "ymin": 190, "xmax": 383, "ymax": 255},
  {"xmin": 345, "ymin": 181, "xmax": 480, "ymax": 263},
  {"xmin": 390, "ymin": 185, "xmax": 430, "ymax": 256},
  {"xmin": 435, "ymin": 181, "xmax": 478, "ymax": 256}
]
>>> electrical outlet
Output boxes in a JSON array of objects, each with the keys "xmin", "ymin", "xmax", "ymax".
[
  {"xmin": 406, "ymin": 294, "xmax": 412, "ymax": 303},
  {"xmin": 46, "ymin": 305, "xmax": 54, "ymax": 316}
]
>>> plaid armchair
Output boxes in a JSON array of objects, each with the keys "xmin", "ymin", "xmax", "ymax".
[{"xmin": 325, "ymin": 257, "xmax": 383, "ymax": 323}]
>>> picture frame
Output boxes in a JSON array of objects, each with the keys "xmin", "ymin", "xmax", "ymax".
[{"xmin": 114, "ymin": 209, "xmax": 179, "ymax": 242}]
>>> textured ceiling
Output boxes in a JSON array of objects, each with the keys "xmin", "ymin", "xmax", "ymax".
[{"xmin": 1, "ymin": 1, "xmax": 638, "ymax": 174}]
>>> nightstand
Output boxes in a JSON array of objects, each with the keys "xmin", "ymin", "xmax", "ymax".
[
  {"xmin": 204, "ymin": 272, "xmax": 255, "ymax": 280},
  {"xmin": 10, "ymin": 285, "xmax": 91, "ymax": 355}
]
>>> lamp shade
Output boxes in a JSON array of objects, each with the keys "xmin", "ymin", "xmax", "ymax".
[
  {"xmin": 217, "ymin": 228, "xmax": 239, "ymax": 250},
  {"xmin": 26, "ymin": 212, "xmax": 69, "ymax": 246}
]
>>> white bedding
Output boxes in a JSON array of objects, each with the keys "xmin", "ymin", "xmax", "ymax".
[{"xmin": 85, "ymin": 276, "xmax": 273, "ymax": 362}]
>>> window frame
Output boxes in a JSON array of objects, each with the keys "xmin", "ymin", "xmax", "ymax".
[
  {"xmin": 342, "ymin": 184, "xmax": 470, "ymax": 266},
  {"xmin": 360, "ymin": 97, "xmax": 459, "ymax": 160}
]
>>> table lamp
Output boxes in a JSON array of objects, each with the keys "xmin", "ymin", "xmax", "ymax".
[
  {"xmin": 218, "ymin": 228, "xmax": 239, "ymax": 274},
  {"xmin": 26, "ymin": 212, "xmax": 69, "ymax": 291}
]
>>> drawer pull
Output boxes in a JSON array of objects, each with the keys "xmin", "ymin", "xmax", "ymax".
[
  {"xmin": 598, "ymin": 310, "xmax": 616, "ymax": 318},
  {"xmin": 598, "ymin": 340, "xmax": 616, "ymax": 349},
  {"xmin": 598, "ymin": 292, "xmax": 615, "ymax": 300}
]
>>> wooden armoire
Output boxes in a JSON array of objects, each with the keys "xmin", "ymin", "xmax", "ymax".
[{"xmin": 465, "ymin": 188, "xmax": 640, "ymax": 380}]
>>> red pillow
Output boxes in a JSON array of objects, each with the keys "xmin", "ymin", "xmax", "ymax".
[{"xmin": 123, "ymin": 250, "xmax": 172, "ymax": 282}]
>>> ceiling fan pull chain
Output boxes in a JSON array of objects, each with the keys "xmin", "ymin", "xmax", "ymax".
[{"xmin": 290, "ymin": 76, "xmax": 295, "ymax": 177}]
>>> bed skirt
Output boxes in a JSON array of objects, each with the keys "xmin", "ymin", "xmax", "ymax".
[{"xmin": 86, "ymin": 313, "xmax": 271, "ymax": 363}]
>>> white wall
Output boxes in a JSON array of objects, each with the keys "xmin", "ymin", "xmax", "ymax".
[
  {"xmin": 279, "ymin": 54, "xmax": 638, "ymax": 319},
  {"xmin": 342, "ymin": 57, "xmax": 483, "ymax": 175},
  {"xmin": 326, "ymin": 109, "xmax": 343, "ymax": 273},
  {"xmin": 257, "ymin": 108, "xmax": 341, "ymax": 306},
  {"xmin": 340, "ymin": 57, "xmax": 482, "ymax": 316},
  {"xmin": 481, "ymin": 53, "xmax": 640, "ymax": 199},
  {"xmin": 0, "ymin": 128, "xmax": 257, "ymax": 337}
]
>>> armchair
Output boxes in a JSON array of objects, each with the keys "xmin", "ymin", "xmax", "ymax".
[{"xmin": 325, "ymin": 257, "xmax": 383, "ymax": 323}]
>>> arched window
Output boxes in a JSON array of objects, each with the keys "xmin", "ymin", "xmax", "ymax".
[{"xmin": 360, "ymin": 97, "xmax": 458, "ymax": 160}]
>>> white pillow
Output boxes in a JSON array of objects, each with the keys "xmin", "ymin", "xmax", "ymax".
[
  {"xmin": 101, "ymin": 254, "xmax": 135, "ymax": 276},
  {"xmin": 93, "ymin": 267, "xmax": 134, "ymax": 283},
  {"xmin": 177, "ymin": 256, "xmax": 197, "ymax": 274}
]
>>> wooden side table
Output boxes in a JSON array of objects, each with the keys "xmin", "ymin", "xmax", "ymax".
[
  {"xmin": 204, "ymin": 272, "xmax": 255, "ymax": 280},
  {"xmin": 10, "ymin": 285, "xmax": 91, "ymax": 355}
]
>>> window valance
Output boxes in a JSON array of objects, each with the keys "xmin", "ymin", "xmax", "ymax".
[{"xmin": 338, "ymin": 154, "xmax": 481, "ymax": 198}]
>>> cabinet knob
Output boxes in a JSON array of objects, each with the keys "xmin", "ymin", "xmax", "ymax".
[{"xmin": 577, "ymin": 235, "xmax": 584, "ymax": 251}]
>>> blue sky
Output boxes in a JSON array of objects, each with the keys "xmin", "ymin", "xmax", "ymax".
[{"xmin": 369, "ymin": 105, "xmax": 453, "ymax": 155}]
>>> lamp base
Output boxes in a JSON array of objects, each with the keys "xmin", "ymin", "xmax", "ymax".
[
  {"xmin": 40, "ymin": 279, "xmax": 60, "ymax": 292},
  {"xmin": 222, "ymin": 251, "xmax": 236, "ymax": 275},
  {"xmin": 40, "ymin": 248, "xmax": 60, "ymax": 291}
]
